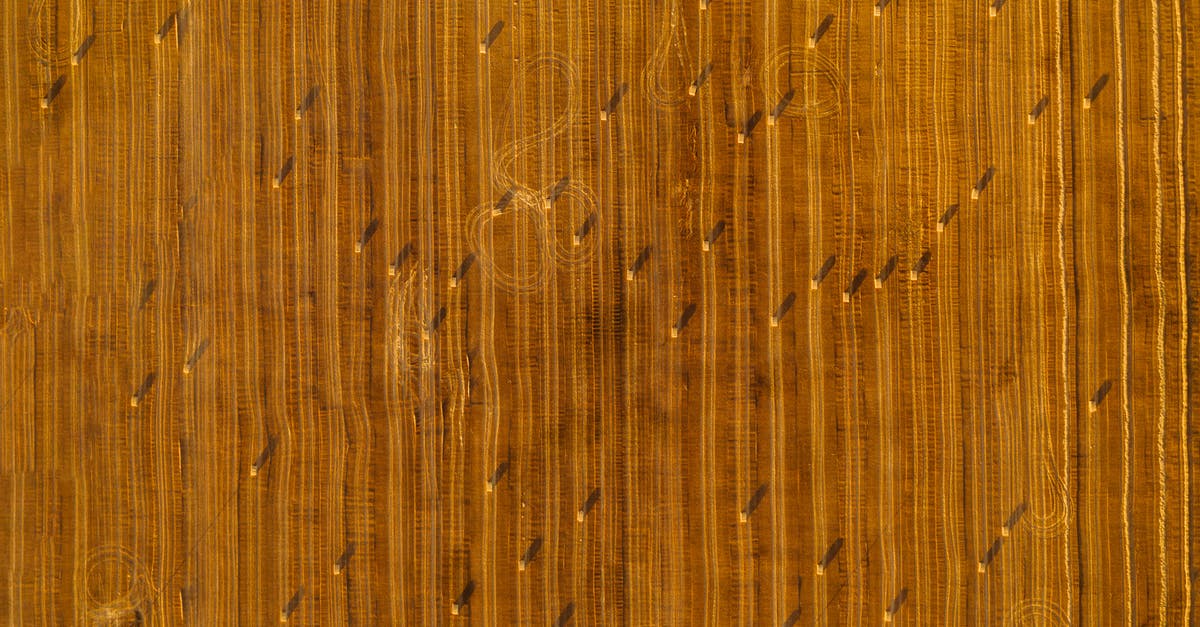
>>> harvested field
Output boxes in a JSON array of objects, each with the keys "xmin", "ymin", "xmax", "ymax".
[{"xmin": 3, "ymin": 0, "xmax": 1200, "ymax": 624}]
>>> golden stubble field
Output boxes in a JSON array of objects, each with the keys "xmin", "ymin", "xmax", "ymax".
[{"xmin": 2, "ymin": 0, "xmax": 1199, "ymax": 624}]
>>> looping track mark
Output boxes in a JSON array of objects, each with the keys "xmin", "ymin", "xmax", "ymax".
[
  {"xmin": 761, "ymin": 46, "xmax": 845, "ymax": 122},
  {"xmin": 28, "ymin": 0, "xmax": 93, "ymax": 66},
  {"xmin": 81, "ymin": 545, "xmax": 157, "ymax": 619},
  {"xmin": 1004, "ymin": 599, "xmax": 1070, "ymax": 626}
]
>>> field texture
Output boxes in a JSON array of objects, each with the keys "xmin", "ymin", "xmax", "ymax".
[{"xmin": 3, "ymin": 0, "xmax": 1200, "ymax": 624}]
